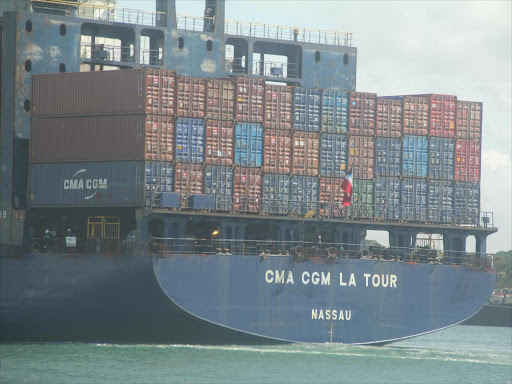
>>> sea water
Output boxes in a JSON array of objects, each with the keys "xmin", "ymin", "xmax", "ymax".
[{"xmin": 1, "ymin": 325, "xmax": 511, "ymax": 384}]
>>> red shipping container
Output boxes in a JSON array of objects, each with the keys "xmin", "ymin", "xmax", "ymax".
[
  {"xmin": 455, "ymin": 139, "xmax": 481, "ymax": 182},
  {"xmin": 177, "ymin": 76, "xmax": 206, "ymax": 118},
  {"xmin": 348, "ymin": 136, "xmax": 375, "ymax": 180},
  {"xmin": 205, "ymin": 120, "xmax": 234, "ymax": 166},
  {"xmin": 206, "ymin": 78, "xmax": 235, "ymax": 120},
  {"xmin": 319, "ymin": 177, "xmax": 345, "ymax": 218},
  {"xmin": 456, "ymin": 101, "xmax": 482, "ymax": 140},
  {"xmin": 429, "ymin": 94, "xmax": 456, "ymax": 137},
  {"xmin": 403, "ymin": 96, "xmax": 429, "ymax": 136},
  {"xmin": 233, "ymin": 167, "xmax": 262, "ymax": 213},
  {"xmin": 236, "ymin": 77, "xmax": 264, "ymax": 123},
  {"xmin": 349, "ymin": 92, "xmax": 376, "ymax": 136},
  {"xmin": 264, "ymin": 84, "xmax": 293, "ymax": 130},
  {"xmin": 145, "ymin": 68, "xmax": 176, "ymax": 116},
  {"xmin": 174, "ymin": 163, "xmax": 204, "ymax": 207},
  {"xmin": 376, "ymin": 98, "xmax": 402, "ymax": 137},
  {"xmin": 145, "ymin": 115, "xmax": 175, "ymax": 162},
  {"xmin": 263, "ymin": 129, "xmax": 292, "ymax": 174},
  {"xmin": 292, "ymin": 132, "xmax": 319, "ymax": 176}
]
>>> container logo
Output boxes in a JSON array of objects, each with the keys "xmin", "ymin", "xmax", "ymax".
[{"xmin": 63, "ymin": 169, "xmax": 108, "ymax": 200}]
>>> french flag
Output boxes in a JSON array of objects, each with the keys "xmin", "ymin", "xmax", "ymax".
[{"xmin": 341, "ymin": 168, "xmax": 353, "ymax": 207}]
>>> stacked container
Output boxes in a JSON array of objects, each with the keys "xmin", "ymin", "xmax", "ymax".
[{"xmin": 263, "ymin": 174, "xmax": 291, "ymax": 215}]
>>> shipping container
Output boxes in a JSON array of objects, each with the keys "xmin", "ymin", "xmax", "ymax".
[
  {"xmin": 292, "ymin": 131, "xmax": 320, "ymax": 176},
  {"xmin": 428, "ymin": 180, "xmax": 453, "ymax": 224},
  {"xmin": 205, "ymin": 120, "xmax": 234, "ymax": 166},
  {"xmin": 456, "ymin": 101, "xmax": 482, "ymax": 140},
  {"xmin": 206, "ymin": 78, "xmax": 235, "ymax": 121},
  {"xmin": 293, "ymin": 87, "xmax": 321, "ymax": 132},
  {"xmin": 174, "ymin": 163, "xmax": 204, "ymax": 208},
  {"xmin": 349, "ymin": 180, "xmax": 374, "ymax": 219},
  {"xmin": 403, "ymin": 96, "xmax": 429, "ymax": 136},
  {"xmin": 454, "ymin": 182, "xmax": 480, "ymax": 225},
  {"xmin": 428, "ymin": 94, "xmax": 456, "ymax": 137},
  {"xmin": 348, "ymin": 136, "xmax": 374, "ymax": 179},
  {"xmin": 263, "ymin": 129, "xmax": 292, "ymax": 174},
  {"xmin": 401, "ymin": 178, "xmax": 428, "ymax": 222},
  {"xmin": 29, "ymin": 161, "xmax": 144, "ymax": 207},
  {"xmin": 177, "ymin": 76, "xmax": 206, "ymax": 118},
  {"xmin": 375, "ymin": 137, "xmax": 401, "ymax": 177},
  {"xmin": 376, "ymin": 97, "xmax": 402, "ymax": 137},
  {"xmin": 263, "ymin": 174, "xmax": 291, "ymax": 215},
  {"xmin": 265, "ymin": 84, "xmax": 293, "ymax": 130},
  {"xmin": 402, "ymin": 135, "xmax": 428, "ymax": 178},
  {"xmin": 233, "ymin": 167, "xmax": 262, "ymax": 213},
  {"xmin": 455, "ymin": 139, "xmax": 481, "ymax": 182},
  {"xmin": 374, "ymin": 177, "xmax": 401, "ymax": 221},
  {"xmin": 32, "ymin": 68, "xmax": 175, "ymax": 117},
  {"xmin": 348, "ymin": 92, "xmax": 376, "ymax": 136},
  {"xmin": 235, "ymin": 123, "xmax": 263, "ymax": 167},
  {"xmin": 318, "ymin": 177, "xmax": 345, "ymax": 218},
  {"xmin": 204, "ymin": 165, "xmax": 233, "ymax": 211},
  {"xmin": 322, "ymin": 89, "xmax": 349, "ymax": 134},
  {"xmin": 320, "ymin": 134, "xmax": 347, "ymax": 178},
  {"xmin": 290, "ymin": 176, "xmax": 318, "ymax": 216},
  {"xmin": 428, "ymin": 137, "xmax": 454, "ymax": 180},
  {"xmin": 145, "ymin": 161, "xmax": 174, "ymax": 208},
  {"xmin": 175, "ymin": 118, "xmax": 205, "ymax": 164},
  {"xmin": 236, "ymin": 77, "xmax": 264, "ymax": 123}
]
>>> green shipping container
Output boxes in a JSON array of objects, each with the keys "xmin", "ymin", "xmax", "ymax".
[{"xmin": 348, "ymin": 180, "xmax": 374, "ymax": 219}]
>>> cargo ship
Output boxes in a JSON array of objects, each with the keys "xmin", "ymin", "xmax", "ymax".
[{"xmin": 0, "ymin": 0, "xmax": 498, "ymax": 344}]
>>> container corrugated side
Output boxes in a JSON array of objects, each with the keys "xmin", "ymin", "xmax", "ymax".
[
  {"xmin": 205, "ymin": 120, "xmax": 234, "ymax": 166},
  {"xmin": 174, "ymin": 163, "xmax": 203, "ymax": 208},
  {"xmin": 235, "ymin": 123, "xmax": 263, "ymax": 167},
  {"xmin": 348, "ymin": 92, "xmax": 376, "ymax": 136},
  {"xmin": 265, "ymin": 84, "xmax": 293, "ymax": 130},
  {"xmin": 145, "ymin": 68, "xmax": 176, "ymax": 116},
  {"xmin": 236, "ymin": 77, "xmax": 264, "ymax": 123},
  {"xmin": 175, "ymin": 118, "xmax": 205, "ymax": 164},
  {"xmin": 428, "ymin": 180, "xmax": 453, "ymax": 224},
  {"xmin": 375, "ymin": 137, "xmax": 401, "ymax": 177},
  {"xmin": 348, "ymin": 136, "xmax": 374, "ymax": 179},
  {"xmin": 454, "ymin": 182, "xmax": 480, "ymax": 225},
  {"xmin": 319, "ymin": 177, "xmax": 344, "ymax": 218},
  {"xmin": 455, "ymin": 139, "xmax": 480, "ymax": 182},
  {"xmin": 292, "ymin": 132, "xmax": 319, "ymax": 176},
  {"xmin": 263, "ymin": 129, "xmax": 292, "ymax": 174},
  {"xmin": 233, "ymin": 167, "xmax": 262, "ymax": 213},
  {"xmin": 428, "ymin": 138, "xmax": 454, "ymax": 180},
  {"xmin": 29, "ymin": 161, "xmax": 144, "ymax": 207},
  {"xmin": 348, "ymin": 180, "xmax": 374, "ymax": 219},
  {"xmin": 402, "ymin": 135, "xmax": 428, "ymax": 178},
  {"xmin": 403, "ymin": 96, "xmax": 429, "ymax": 136},
  {"xmin": 374, "ymin": 177, "xmax": 401, "ymax": 221},
  {"xmin": 177, "ymin": 76, "xmax": 206, "ymax": 118},
  {"xmin": 263, "ymin": 174, "xmax": 291, "ymax": 215},
  {"xmin": 290, "ymin": 176, "xmax": 318, "ymax": 216},
  {"xmin": 429, "ymin": 94, "xmax": 456, "ymax": 138},
  {"xmin": 145, "ymin": 161, "xmax": 174, "ymax": 208},
  {"xmin": 206, "ymin": 78, "xmax": 235, "ymax": 121},
  {"xmin": 456, "ymin": 101, "xmax": 482, "ymax": 140},
  {"xmin": 322, "ymin": 89, "xmax": 348, "ymax": 134},
  {"xmin": 376, "ymin": 97, "xmax": 402, "ymax": 137},
  {"xmin": 401, "ymin": 178, "xmax": 428, "ymax": 221},
  {"xmin": 204, "ymin": 165, "xmax": 233, "ymax": 211},
  {"xmin": 293, "ymin": 87, "xmax": 321, "ymax": 132},
  {"xmin": 320, "ymin": 133, "xmax": 347, "ymax": 178}
]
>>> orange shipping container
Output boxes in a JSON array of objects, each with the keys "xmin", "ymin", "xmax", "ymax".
[
  {"xmin": 206, "ymin": 79, "xmax": 235, "ymax": 120},
  {"xmin": 233, "ymin": 167, "xmax": 262, "ymax": 213},
  {"xmin": 264, "ymin": 84, "xmax": 293, "ymax": 130},
  {"xmin": 177, "ymin": 76, "xmax": 206, "ymax": 118},
  {"xmin": 319, "ymin": 177, "xmax": 345, "ymax": 218},
  {"xmin": 263, "ymin": 129, "xmax": 292, "ymax": 174},
  {"xmin": 236, "ymin": 77, "xmax": 264, "ymax": 123},
  {"xmin": 348, "ymin": 136, "xmax": 375, "ymax": 180},
  {"xmin": 292, "ymin": 132, "xmax": 319, "ymax": 176},
  {"xmin": 456, "ymin": 101, "xmax": 482, "ymax": 140},
  {"xmin": 174, "ymin": 163, "xmax": 204, "ymax": 207},
  {"xmin": 349, "ymin": 92, "xmax": 376, "ymax": 136},
  {"xmin": 455, "ymin": 139, "xmax": 481, "ymax": 182},
  {"xmin": 205, "ymin": 120, "xmax": 234, "ymax": 166}
]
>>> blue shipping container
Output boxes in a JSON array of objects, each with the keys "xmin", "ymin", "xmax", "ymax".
[
  {"xmin": 402, "ymin": 135, "xmax": 428, "ymax": 178},
  {"xmin": 293, "ymin": 87, "xmax": 321, "ymax": 132},
  {"xmin": 374, "ymin": 177, "xmax": 401, "ymax": 221},
  {"xmin": 321, "ymin": 90, "xmax": 349, "ymax": 134},
  {"xmin": 320, "ymin": 134, "xmax": 348, "ymax": 178},
  {"xmin": 401, "ymin": 178, "xmax": 428, "ymax": 221},
  {"xmin": 290, "ymin": 176, "xmax": 318, "ymax": 216},
  {"xmin": 204, "ymin": 165, "xmax": 233, "ymax": 211},
  {"xmin": 175, "ymin": 118, "xmax": 205, "ymax": 163},
  {"xmin": 428, "ymin": 180, "xmax": 453, "ymax": 224},
  {"xmin": 375, "ymin": 137, "xmax": 402, "ymax": 177},
  {"xmin": 235, "ymin": 123, "xmax": 263, "ymax": 167},
  {"xmin": 454, "ymin": 182, "xmax": 480, "ymax": 225},
  {"xmin": 428, "ymin": 137, "xmax": 455, "ymax": 180},
  {"xmin": 145, "ymin": 161, "xmax": 174, "ymax": 208},
  {"xmin": 263, "ymin": 174, "xmax": 291, "ymax": 215}
]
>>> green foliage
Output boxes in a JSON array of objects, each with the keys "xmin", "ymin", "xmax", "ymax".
[{"xmin": 495, "ymin": 250, "xmax": 512, "ymax": 289}]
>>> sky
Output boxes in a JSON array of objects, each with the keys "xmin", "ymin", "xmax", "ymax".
[{"xmin": 118, "ymin": 0, "xmax": 512, "ymax": 253}]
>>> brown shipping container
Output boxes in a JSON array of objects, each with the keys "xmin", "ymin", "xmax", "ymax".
[
  {"xmin": 292, "ymin": 132, "xmax": 319, "ymax": 176},
  {"xmin": 376, "ymin": 98, "xmax": 402, "ymax": 137},
  {"xmin": 30, "ymin": 114, "xmax": 174, "ymax": 163},
  {"xmin": 264, "ymin": 129, "xmax": 292, "ymax": 174},
  {"xmin": 32, "ymin": 68, "xmax": 175, "ymax": 117},
  {"xmin": 177, "ymin": 76, "xmax": 206, "ymax": 118},
  {"xmin": 205, "ymin": 120, "xmax": 234, "ymax": 166},
  {"xmin": 236, "ymin": 77, "xmax": 264, "ymax": 123},
  {"xmin": 455, "ymin": 139, "xmax": 481, "ymax": 182},
  {"xmin": 174, "ymin": 163, "xmax": 204, "ymax": 207},
  {"xmin": 403, "ymin": 96, "xmax": 429, "ymax": 136},
  {"xmin": 456, "ymin": 101, "xmax": 482, "ymax": 140},
  {"xmin": 206, "ymin": 79, "xmax": 235, "ymax": 120},
  {"xmin": 349, "ymin": 92, "xmax": 376, "ymax": 136},
  {"xmin": 264, "ymin": 84, "xmax": 293, "ymax": 130},
  {"xmin": 319, "ymin": 177, "xmax": 345, "ymax": 218},
  {"xmin": 429, "ymin": 94, "xmax": 456, "ymax": 137},
  {"xmin": 233, "ymin": 167, "xmax": 262, "ymax": 213},
  {"xmin": 348, "ymin": 136, "xmax": 375, "ymax": 179}
]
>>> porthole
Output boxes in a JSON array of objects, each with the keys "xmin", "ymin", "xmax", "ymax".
[
  {"xmin": 59, "ymin": 63, "xmax": 66, "ymax": 73},
  {"xmin": 315, "ymin": 51, "xmax": 321, "ymax": 62},
  {"xmin": 24, "ymin": 100, "xmax": 31, "ymax": 112},
  {"xmin": 178, "ymin": 37, "xmax": 184, "ymax": 49},
  {"xmin": 25, "ymin": 60, "xmax": 32, "ymax": 72},
  {"xmin": 206, "ymin": 40, "xmax": 213, "ymax": 51},
  {"xmin": 60, "ymin": 24, "xmax": 67, "ymax": 36},
  {"xmin": 25, "ymin": 20, "xmax": 32, "ymax": 32},
  {"xmin": 343, "ymin": 53, "xmax": 349, "ymax": 65}
]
